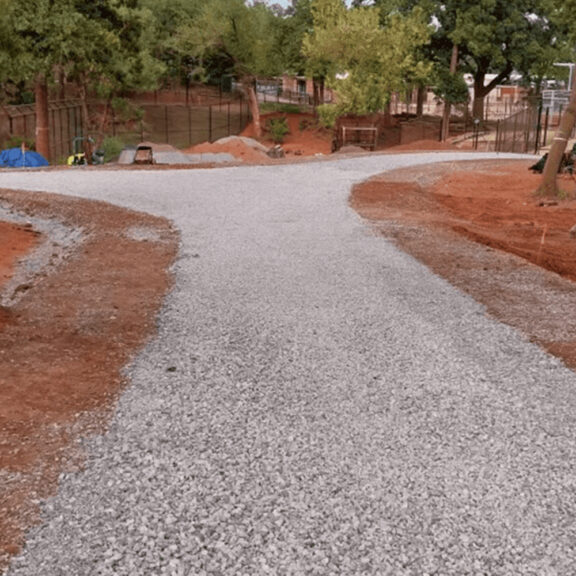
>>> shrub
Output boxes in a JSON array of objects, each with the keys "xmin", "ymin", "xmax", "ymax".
[
  {"xmin": 267, "ymin": 116, "xmax": 290, "ymax": 144},
  {"xmin": 100, "ymin": 136, "xmax": 125, "ymax": 163},
  {"xmin": 261, "ymin": 102, "xmax": 302, "ymax": 114}
]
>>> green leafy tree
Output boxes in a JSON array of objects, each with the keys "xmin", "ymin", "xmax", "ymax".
[
  {"xmin": 303, "ymin": 0, "xmax": 431, "ymax": 125},
  {"xmin": 363, "ymin": 0, "xmax": 565, "ymax": 121},
  {"xmin": 175, "ymin": 0, "xmax": 283, "ymax": 138},
  {"xmin": 0, "ymin": 0, "xmax": 164, "ymax": 160}
]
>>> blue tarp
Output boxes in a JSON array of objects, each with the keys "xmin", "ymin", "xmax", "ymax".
[{"xmin": 0, "ymin": 148, "xmax": 49, "ymax": 168}]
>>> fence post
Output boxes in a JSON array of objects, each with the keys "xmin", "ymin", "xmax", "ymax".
[
  {"xmin": 542, "ymin": 107, "xmax": 550, "ymax": 149},
  {"xmin": 227, "ymin": 103, "xmax": 231, "ymax": 136},
  {"xmin": 165, "ymin": 105, "xmax": 169, "ymax": 143},
  {"xmin": 188, "ymin": 105, "xmax": 192, "ymax": 147},
  {"xmin": 534, "ymin": 101, "xmax": 543, "ymax": 154},
  {"xmin": 209, "ymin": 105, "xmax": 213, "ymax": 142}
]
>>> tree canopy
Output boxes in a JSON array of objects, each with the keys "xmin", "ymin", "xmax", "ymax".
[
  {"xmin": 0, "ymin": 0, "xmax": 574, "ymax": 157},
  {"xmin": 303, "ymin": 0, "xmax": 431, "ymax": 125}
]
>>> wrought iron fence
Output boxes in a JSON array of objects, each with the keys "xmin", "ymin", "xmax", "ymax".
[{"xmin": 494, "ymin": 106, "xmax": 541, "ymax": 154}]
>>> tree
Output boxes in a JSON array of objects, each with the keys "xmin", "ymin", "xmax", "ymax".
[
  {"xmin": 175, "ymin": 0, "xmax": 283, "ymax": 138},
  {"xmin": 364, "ymin": 0, "xmax": 564, "ymax": 121},
  {"xmin": 0, "ymin": 0, "xmax": 164, "ymax": 161},
  {"xmin": 303, "ymin": 0, "xmax": 431, "ymax": 125},
  {"xmin": 436, "ymin": 0, "xmax": 562, "ymax": 120}
]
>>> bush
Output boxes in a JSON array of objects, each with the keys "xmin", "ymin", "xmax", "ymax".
[
  {"xmin": 266, "ymin": 116, "xmax": 290, "ymax": 144},
  {"xmin": 4, "ymin": 136, "xmax": 36, "ymax": 150},
  {"xmin": 261, "ymin": 102, "xmax": 302, "ymax": 114},
  {"xmin": 100, "ymin": 136, "xmax": 125, "ymax": 163},
  {"xmin": 316, "ymin": 104, "xmax": 340, "ymax": 129}
]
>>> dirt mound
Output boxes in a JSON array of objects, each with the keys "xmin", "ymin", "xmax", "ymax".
[
  {"xmin": 185, "ymin": 136, "xmax": 271, "ymax": 164},
  {"xmin": 241, "ymin": 112, "xmax": 333, "ymax": 158}
]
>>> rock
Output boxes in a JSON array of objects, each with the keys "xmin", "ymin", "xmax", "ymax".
[{"xmin": 267, "ymin": 145, "xmax": 285, "ymax": 159}]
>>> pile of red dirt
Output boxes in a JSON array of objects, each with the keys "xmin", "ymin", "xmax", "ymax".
[
  {"xmin": 184, "ymin": 137, "xmax": 271, "ymax": 164},
  {"xmin": 241, "ymin": 112, "xmax": 333, "ymax": 157}
]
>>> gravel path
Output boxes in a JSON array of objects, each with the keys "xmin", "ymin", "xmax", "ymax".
[{"xmin": 3, "ymin": 152, "xmax": 576, "ymax": 575}]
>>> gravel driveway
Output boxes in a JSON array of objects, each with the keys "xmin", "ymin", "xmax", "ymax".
[{"xmin": 3, "ymin": 152, "xmax": 575, "ymax": 575}]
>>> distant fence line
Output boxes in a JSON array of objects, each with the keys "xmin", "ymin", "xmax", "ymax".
[
  {"xmin": 0, "ymin": 96, "xmax": 252, "ymax": 162},
  {"xmin": 0, "ymin": 99, "xmax": 84, "ymax": 161},
  {"xmin": 115, "ymin": 99, "xmax": 251, "ymax": 150}
]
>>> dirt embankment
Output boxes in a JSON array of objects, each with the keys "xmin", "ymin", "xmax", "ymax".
[
  {"xmin": 351, "ymin": 159, "xmax": 576, "ymax": 369},
  {"xmin": 0, "ymin": 191, "xmax": 178, "ymax": 573}
]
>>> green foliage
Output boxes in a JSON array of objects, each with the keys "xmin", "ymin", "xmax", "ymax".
[
  {"xmin": 433, "ymin": 68, "xmax": 469, "ymax": 105},
  {"xmin": 4, "ymin": 135, "xmax": 35, "ymax": 150},
  {"xmin": 175, "ymin": 0, "xmax": 283, "ymax": 81},
  {"xmin": 100, "ymin": 136, "xmax": 125, "ymax": 163},
  {"xmin": 111, "ymin": 97, "xmax": 144, "ymax": 123},
  {"xmin": 303, "ymin": 1, "xmax": 432, "ymax": 118},
  {"xmin": 0, "ymin": 0, "xmax": 165, "ymax": 96},
  {"xmin": 316, "ymin": 103, "xmax": 340, "ymax": 128},
  {"xmin": 266, "ymin": 116, "xmax": 290, "ymax": 143},
  {"xmin": 260, "ymin": 102, "xmax": 302, "ymax": 114}
]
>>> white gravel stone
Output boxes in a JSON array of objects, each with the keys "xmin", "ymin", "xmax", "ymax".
[{"xmin": 5, "ymin": 152, "xmax": 576, "ymax": 575}]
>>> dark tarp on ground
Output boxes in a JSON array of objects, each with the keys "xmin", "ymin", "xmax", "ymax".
[{"xmin": 0, "ymin": 148, "xmax": 49, "ymax": 168}]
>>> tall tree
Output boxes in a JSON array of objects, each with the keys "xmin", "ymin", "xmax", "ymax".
[
  {"xmin": 175, "ymin": 0, "xmax": 283, "ymax": 138},
  {"xmin": 365, "ymin": 0, "xmax": 564, "ymax": 121},
  {"xmin": 303, "ymin": 0, "xmax": 431, "ymax": 125},
  {"xmin": 0, "ymin": 0, "xmax": 164, "ymax": 161}
]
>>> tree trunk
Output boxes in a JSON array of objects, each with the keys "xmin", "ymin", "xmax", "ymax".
[
  {"xmin": 34, "ymin": 75, "xmax": 50, "ymax": 161},
  {"xmin": 536, "ymin": 70, "xmax": 576, "ymax": 197},
  {"xmin": 244, "ymin": 78, "xmax": 261, "ymax": 139},
  {"xmin": 313, "ymin": 76, "xmax": 325, "ymax": 107},
  {"xmin": 441, "ymin": 44, "xmax": 458, "ymax": 142},
  {"xmin": 78, "ymin": 80, "xmax": 94, "ymax": 164},
  {"xmin": 472, "ymin": 65, "xmax": 512, "ymax": 121},
  {"xmin": 472, "ymin": 77, "xmax": 488, "ymax": 121},
  {"xmin": 416, "ymin": 84, "xmax": 425, "ymax": 117}
]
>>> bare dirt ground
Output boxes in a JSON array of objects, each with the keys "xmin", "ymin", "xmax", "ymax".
[
  {"xmin": 0, "ymin": 191, "xmax": 178, "ymax": 572},
  {"xmin": 1, "ymin": 114, "xmax": 576, "ymax": 571}
]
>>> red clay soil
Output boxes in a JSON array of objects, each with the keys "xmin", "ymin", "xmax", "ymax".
[
  {"xmin": 0, "ymin": 223, "xmax": 40, "ymax": 332},
  {"xmin": 0, "ymin": 191, "xmax": 178, "ymax": 573},
  {"xmin": 241, "ymin": 112, "xmax": 333, "ymax": 156},
  {"xmin": 351, "ymin": 158, "xmax": 576, "ymax": 369}
]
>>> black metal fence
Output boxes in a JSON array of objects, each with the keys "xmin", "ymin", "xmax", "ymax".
[
  {"xmin": 494, "ymin": 106, "xmax": 542, "ymax": 154},
  {"xmin": 1, "ymin": 97, "xmax": 251, "ymax": 162},
  {"xmin": 111, "ymin": 99, "xmax": 251, "ymax": 149}
]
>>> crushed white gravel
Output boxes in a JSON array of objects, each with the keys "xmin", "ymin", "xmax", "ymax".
[{"xmin": 3, "ymin": 152, "xmax": 576, "ymax": 575}]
